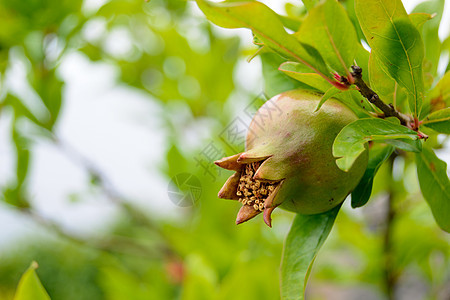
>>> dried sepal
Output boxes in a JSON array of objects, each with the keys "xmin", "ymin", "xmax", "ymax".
[
  {"xmin": 216, "ymin": 157, "xmax": 284, "ymax": 226},
  {"xmin": 263, "ymin": 205, "xmax": 278, "ymax": 228},
  {"xmin": 236, "ymin": 205, "xmax": 262, "ymax": 225},
  {"xmin": 264, "ymin": 180, "xmax": 284, "ymax": 209},
  {"xmin": 218, "ymin": 172, "xmax": 241, "ymax": 200},
  {"xmin": 214, "ymin": 153, "xmax": 243, "ymax": 171},
  {"xmin": 237, "ymin": 152, "xmax": 271, "ymax": 164},
  {"xmin": 254, "ymin": 157, "xmax": 289, "ymax": 181}
]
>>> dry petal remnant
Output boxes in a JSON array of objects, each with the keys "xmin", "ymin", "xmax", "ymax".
[{"xmin": 237, "ymin": 162, "xmax": 279, "ymax": 212}]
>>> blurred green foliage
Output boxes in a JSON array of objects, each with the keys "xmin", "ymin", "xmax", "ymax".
[{"xmin": 0, "ymin": 0, "xmax": 449, "ymax": 299}]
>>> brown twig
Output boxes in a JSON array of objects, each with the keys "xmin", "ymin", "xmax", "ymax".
[
  {"xmin": 350, "ymin": 66, "xmax": 412, "ymax": 126},
  {"xmin": 21, "ymin": 208, "xmax": 168, "ymax": 259},
  {"xmin": 24, "ymin": 135, "xmax": 177, "ymax": 258},
  {"xmin": 384, "ymin": 193, "xmax": 396, "ymax": 300},
  {"xmin": 383, "ymin": 154, "xmax": 398, "ymax": 300}
]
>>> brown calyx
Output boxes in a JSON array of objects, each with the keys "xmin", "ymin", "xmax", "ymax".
[{"xmin": 236, "ymin": 162, "xmax": 278, "ymax": 212}]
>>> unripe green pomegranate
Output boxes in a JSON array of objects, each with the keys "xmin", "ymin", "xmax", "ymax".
[{"xmin": 215, "ymin": 89, "xmax": 368, "ymax": 227}]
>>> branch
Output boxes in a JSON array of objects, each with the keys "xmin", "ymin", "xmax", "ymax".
[
  {"xmin": 383, "ymin": 154, "xmax": 398, "ymax": 300},
  {"xmin": 21, "ymin": 208, "xmax": 169, "ymax": 259},
  {"xmin": 49, "ymin": 135, "xmax": 176, "ymax": 257},
  {"xmin": 350, "ymin": 66, "xmax": 412, "ymax": 126},
  {"xmin": 53, "ymin": 137, "xmax": 123, "ymax": 203}
]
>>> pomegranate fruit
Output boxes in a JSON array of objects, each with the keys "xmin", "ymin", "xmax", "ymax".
[{"xmin": 215, "ymin": 89, "xmax": 368, "ymax": 227}]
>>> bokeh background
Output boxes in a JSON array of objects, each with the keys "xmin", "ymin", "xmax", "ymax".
[{"xmin": 0, "ymin": 0, "xmax": 449, "ymax": 299}]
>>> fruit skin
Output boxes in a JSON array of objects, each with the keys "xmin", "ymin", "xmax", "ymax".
[{"xmin": 215, "ymin": 89, "xmax": 368, "ymax": 225}]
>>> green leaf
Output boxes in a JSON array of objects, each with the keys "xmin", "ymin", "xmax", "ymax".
[
  {"xmin": 422, "ymin": 107, "xmax": 450, "ymax": 134},
  {"xmin": 280, "ymin": 206, "xmax": 340, "ymax": 300},
  {"xmin": 344, "ymin": 0, "xmax": 368, "ymax": 44},
  {"xmin": 315, "ymin": 87, "xmax": 342, "ymax": 112},
  {"xmin": 409, "ymin": 12, "xmax": 433, "ymax": 31},
  {"xmin": 196, "ymin": 0, "xmax": 332, "ymax": 81},
  {"xmin": 368, "ymin": 53, "xmax": 409, "ymax": 111},
  {"xmin": 301, "ymin": 0, "xmax": 320, "ymax": 11},
  {"xmin": 278, "ymin": 15, "xmax": 302, "ymax": 32},
  {"xmin": 351, "ymin": 144, "xmax": 394, "ymax": 208},
  {"xmin": 416, "ymin": 147, "xmax": 450, "ymax": 232},
  {"xmin": 368, "ymin": 53, "xmax": 396, "ymax": 104},
  {"xmin": 279, "ymin": 62, "xmax": 371, "ymax": 117},
  {"xmin": 14, "ymin": 262, "xmax": 51, "ymax": 300},
  {"xmin": 32, "ymin": 69, "xmax": 64, "ymax": 129},
  {"xmin": 3, "ymin": 122, "xmax": 31, "ymax": 208},
  {"xmin": 4, "ymin": 94, "xmax": 44, "ymax": 126},
  {"xmin": 333, "ymin": 118, "xmax": 421, "ymax": 171},
  {"xmin": 354, "ymin": 45, "xmax": 370, "ymax": 80},
  {"xmin": 336, "ymin": 90, "xmax": 374, "ymax": 117},
  {"xmin": 278, "ymin": 62, "xmax": 330, "ymax": 92},
  {"xmin": 12, "ymin": 124, "xmax": 29, "ymax": 192},
  {"xmin": 295, "ymin": 0, "xmax": 358, "ymax": 76},
  {"xmin": 261, "ymin": 53, "xmax": 309, "ymax": 98},
  {"xmin": 412, "ymin": 0, "xmax": 445, "ymax": 78},
  {"xmin": 425, "ymin": 71, "xmax": 450, "ymax": 117},
  {"xmin": 355, "ymin": 0, "xmax": 425, "ymax": 118}
]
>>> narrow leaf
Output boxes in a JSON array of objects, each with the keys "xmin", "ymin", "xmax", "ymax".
[
  {"xmin": 261, "ymin": 53, "xmax": 308, "ymax": 98},
  {"xmin": 355, "ymin": 45, "xmax": 370, "ymax": 81},
  {"xmin": 425, "ymin": 71, "xmax": 450, "ymax": 117},
  {"xmin": 368, "ymin": 53, "xmax": 396, "ymax": 104},
  {"xmin": 279, "ymin": 62, "xmax": 330, "ymax": 92},
  {"xmin": 336, "ymin": 90, "xmax": 374, "ymax": 117},
  {"xmin": 351, "ymin": 144, "xmax": 394, "ymax": 208},
  {"xmin": 355, "ymin": 0, "xmax": 425, "ymax": 118},
  {"xmin": 196, "ymin": 0, "xmax": 332, "ymax": 81},
  {"xmin": 278, "ymin": 15, "xmax": 302, "ymax": 32},
  {"xmin": 368, "ymin": 53, "xmax": 408, "ymax": 110},
  {"xmin": 422, "ymin": 107, "xmax": 450, "ymax": 134},
  {"xmin": 315, "ymin": 87, "xmax": 342, "ymax": 111},
  {"xmin": 4, "ymin": 94, "xmax": 46, "ymax": 127},
  {"xmin": 301, "ymin": 0, "xmax": 320, "ymax": 11},
  {"xmin": 333, "ymin": 118, "xmax": 421, "ymax": 171},
  {"xmin": 295, "ymin": 0, "xmax": 358, "ymax": 76},
  {"xmin": 3, "ymin": 123, "xmax": 31, "ymax": 208},
  {"xmin": 279, "ymin": 62, "xmax": 372, "ymax": 117},
  {"xmin": 409, "ymin": 12, "xmax": 433, "ymax": 30},
  {"xmin": 12, "ymin": 125, "xmax": 30, "ymax": 191},
  {"xmin": 412, "ymin": 0, "xmax": 445, "ymax": 78},
  {"xmin": 280, "ymin": 206, "xmax": 340, "ymax": 300},
  {"xmin": 416, "ymin": 147, "xmax": 450, "ymax": 232},
  {"xmin": 14, "ymin": 262, "xmax": 51, "ymax": 300},
  {"xmin": 33, "ymin": 70, "xmax": 63, "ymax": 129}
]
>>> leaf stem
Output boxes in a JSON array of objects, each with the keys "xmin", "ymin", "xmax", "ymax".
[{"xmin": 350, "ymin": 66, "xmax": 412, "ymax": 126}]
